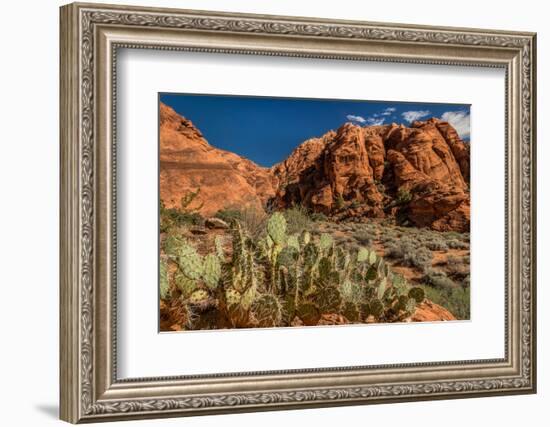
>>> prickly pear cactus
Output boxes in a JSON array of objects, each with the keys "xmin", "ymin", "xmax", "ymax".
[
  {"xmin": 342, "ymin": 301, "xmax": 360, "ymax": 322},
  {"xmin": 408, "ymin": 286, "xmax": 426, "ymax": 303},
  {"xmin": 189, "ymin": 289, "xmax": 209, "ymax": 305},
  {"xmin": 287, "ymin": 234, "xmax": 300, "ymax": 251},
  {"xmin": 267, "ymin": 212, "xmax": 287, "ymax": 245},
  {"xmin": 369, "ymin": 298, "xmax": 385, "ymax": 318},
  {"xmin": 159, "ymin": 259, "xmax": 170, "ymax": 300},
  {"xmin": 316, "ymin": 286, "xmax": 342, "ymax": 313},
  {"xmin": 405, "ymin": 298, "xmax": 417, "ymax": 316},
  {"xmin": 225, "ymin": 287, "xmax": 241, "ymax": 307},
  {"xmin": 214, "ymin": 235, "xmax": 225, "ymax": 260},
  {"xmin": 202, "ymin": 254, "xmax": 221, "ymax": 289},
  {"xmin": 318, "ymin": 257, "xmax": 333, "ymax": 285},
  {"xmin": 297, "ymin": 303, "xmax": 321, "ymax": 326},
  {"xmin": 365, "ymin": 265, "xmax": 378, "ymax": 281},
  {"xmin": 177, "ymin": 242, "xmax": 203, "ymax": 280},
  {"xmin": 163, "ymin": 234, "xmax": 185, "ymax": 258},
  {"xmin": 377, "ymin": 277, "xmax": 387, "ymax": 300},
  {"xmin": 240, "ymin": 285, "xmax": 256, "ymax": 310},
  {"xmin": 300, "ymin": 230, "xmax": 311, "ymax": 246},
  {"xmin": 252, "ymin": 294, "xmax": 283, "ymax": 327},
  {"xmin": 357, "ymin": 247, "xmax": 369, "ymax": 263},
  {"xmin": 368, "ymin": 249, "xmax": 377, "ymax": 265},
  {"xmin": 277, "ymin": 246, "xmax": 298, "ymax": 268},
  {"xmin": 303, "ymin": 241, "xmax": 319, "ymax": 267},
  {"xmin": 319, "ymin": 233, "xmax": 333, "ymax": 251},
  {"xmin": 174, "ymin": 271, "xmax": 197, "ymax": 298}
]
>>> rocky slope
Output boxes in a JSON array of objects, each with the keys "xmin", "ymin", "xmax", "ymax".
[
  {"xmin": 160, "ymin": 103, "xmax": 470, "ymax": 232},
  {"xmin": 159, "ymin": 103, "xmax": 276, "ymax": 216},
  {"xmin": 271, "ymin": 118, "xmax": 470, "ymax": 232}
]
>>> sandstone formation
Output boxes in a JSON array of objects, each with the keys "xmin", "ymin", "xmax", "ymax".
[
  {"xmin": 160, "ymin": 102, "xmax": 470, "ymax": 232},
  {"xmin": 271, "ymin": 119, "xmax": 470, "ymax": 232},
  {"xmin": 411, "ymin": 300, "xmax": 457, "ymax": 322},
  {"xmin": 159, "ymin": 103, "xmax": 276, "ymax": 217}
]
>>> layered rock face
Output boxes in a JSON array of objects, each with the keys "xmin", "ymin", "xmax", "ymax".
[
  {"xmin": 160, "ymin": 102, "xmax": 470, "ymax": 232},
  {"xmin": 159, "ymin": 103, "xmax": 276, "ymax": 216},
  {"xmin": 271, "ymin": 118, "xmax": 470, "ymax": 232}
]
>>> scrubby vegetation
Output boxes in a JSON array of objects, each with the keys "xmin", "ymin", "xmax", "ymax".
[
  {"xmin": 160, "ymin": 198, "xmax": 470, "ymax": 329},
  {"xmin": 421, "ymin": 285, "xmax": 470, "ymax": 320},
  {"xmin": 160, "ymin": 213, "xmax": 427, "ymax": 330},
  {"xmin": 160, "ymin": 188, "xmax": 204, "ymax": 232}
]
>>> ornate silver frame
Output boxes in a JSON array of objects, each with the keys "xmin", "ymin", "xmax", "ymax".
[{"xmin": 59, "ymin": 2, "xmax": 537, "ymax": 423}]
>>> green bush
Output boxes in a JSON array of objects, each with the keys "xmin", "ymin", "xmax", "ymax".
[
  {"xmin": 159, "ymin": 189, "xmax": 204, "ymax": 232},
  {"xmin": 335, "ymin": 194, "xmax": 345, "ymax": 210},
  {"xmin": 310, "ymin": 212, "xmax": 328, "ymax": 222},
  {"xmin": 160, "ymin": 201, "xmax": 203, "ymax": 232},
  {"xmin": 421, "ymin": 284, "xmax": 470, "ymax": 320},
  {"xmin": 283, "ymin": 205, "xmax": 311, "ymax": 234},
  {"xmin": 352, "ymin": 230, "xmax": 375, "ymax": 246},
  {"xmin": 214, "ymin": 208, "xmax": 242, "ymax": 224},
  {"xmin": 385, "ymin": 238, "xmax": 432, "ymax": 272},
  {"xmin": 423, "ymin": 268, "xmax": 458, "ymax": 289},
  {"xmin": 396, "ymin": 188, "xmax": 412, "ymax": 204},
  {"xmin": 447, "ymin": 239, "xmax": 469, "ymax": 249},
  {"xmin": 423, "ymin": 237, "xmax": 449, "ymax": 251}
]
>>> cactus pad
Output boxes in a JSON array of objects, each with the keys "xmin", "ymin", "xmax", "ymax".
[
  {"xmin": 342, "ymin": 301, "xmax": 360, "ymax": 322},
  {"xmin": 316, "ymin": 286, "xmax": 342, "ymax": 313},
  {"xmin": 369, "ymin": 298, "xmax": 385, "ymax": 318},
  {"xmin": 225, "ymin": 287, "xmax": 241, "ymax": 307},
  {"xmin": 177, "ymin": 243, "xmax": 203, "ymax": 280},
  {"xmin": 357, "ymin": 247, "xmax": 369, "ymax": 263},
  {"xmin": 202, "ymin": 254, "xmax": 221, "ymax": 289},
  {"xmin": 175, "ymin": 271, "xmax": 197, "ymax": 298},
  {"xmin": 267, "ymin": 212, "xmax": 287, "ymax": 244},
  {"xmin": 188, "ymin": 289, "xmax": 209, "ymax": 305},
  {"xmin": 159, "ymin": 259, "xmax": 170, "ymax": 300},
  {"xmin": 408, "ymin": 286, "xmax": 426, "ymax": 303},
  {"xmin": 297, "ymin": 303, "xmax": 321, "ymax": 326},
  {"xmin": 319, "ymin": 233, "xmax": 333, "ymax": 251},
  {"xmin": 252, "ymin": 294, "xmax": 283, "ymax": 327}
]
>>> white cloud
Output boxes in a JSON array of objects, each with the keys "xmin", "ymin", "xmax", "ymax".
[
  {"xmin": 401, "ymin": 110, "xmax": 431, "ymax": 123},
  {"xmin": 381, "ymin": 107, "xmax": 396, "ymax": 116},
  {"xmin": 441, "ymin": 111, "xmax": 470, "ymax": 139},
  {"xmin": 365, "ymin": 117, "xmax": 385, "ymax": 126},
  {"xmin": 346, "ymin": 114, "xmax": 385, "ymax": 126},
  {"xmin": 346, "ymin": 114, "xmax": 366, "ymax": 124}
]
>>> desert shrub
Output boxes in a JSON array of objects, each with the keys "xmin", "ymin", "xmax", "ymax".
[
  {"xmin": 239, "ymin": 205, "xmax": 268, "ymax": 238},
  {"xmin": 421, "ymin": 284, "xmax": 470, "ymax": 320},
  {"xmin": 214, "ymin": 208, "xmax": 242, "ymax": 224},
  {"xmin": 396, "ymin": 188, "xmax": 412, "ymax": 205},
  {"xmin": 385, "ymin": 237, "xmax": 432, "ymax": 272},
  {"xmin": 310, "ymin": 212, "xmax": 328, "ymax": 222},
  {"xmin": 447, "ymin": 239, "xmax": 469, "ymax": 249},
  {"xmin": 423, "ymin": 268, "xmax": 458, "ymax": 289},
  {"xmin": 443, "ymin": 231, "xmax": 462, "ymax": 240},
  {"xmin": 336, "ymin": 194, "xmax": 346, "ymax": 209},
  {"xmin": 160, "ymin": 189, "xmax": 205, "ymax": 232},
  {"xmin": 424, "ymin": 238, "xmax": 449, "ymax": 251},
  {"xmin": 160, "ymin": 202, "xmax": 203, "ymax": 232},
  {"xmin": 283, "ymin": 205, "xmax": 311, "ymax": 234},
  {"xmin": 353, "ymin": 230, "xmax": 374, "ymax": 246}
]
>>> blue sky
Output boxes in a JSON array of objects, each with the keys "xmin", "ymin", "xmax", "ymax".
[{"xmin": 160, "ymin": 93, "xmax": 470, "ymax": 167}]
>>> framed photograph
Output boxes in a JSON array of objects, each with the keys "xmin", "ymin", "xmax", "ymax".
[{"xmin": 60, "ymin": 2, "xmax": 537, "ymax": 423}]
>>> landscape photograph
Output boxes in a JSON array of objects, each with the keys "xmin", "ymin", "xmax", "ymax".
[{"xmin": 158, "ymin": 93, "xmax": 471, "ymax": 332}]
